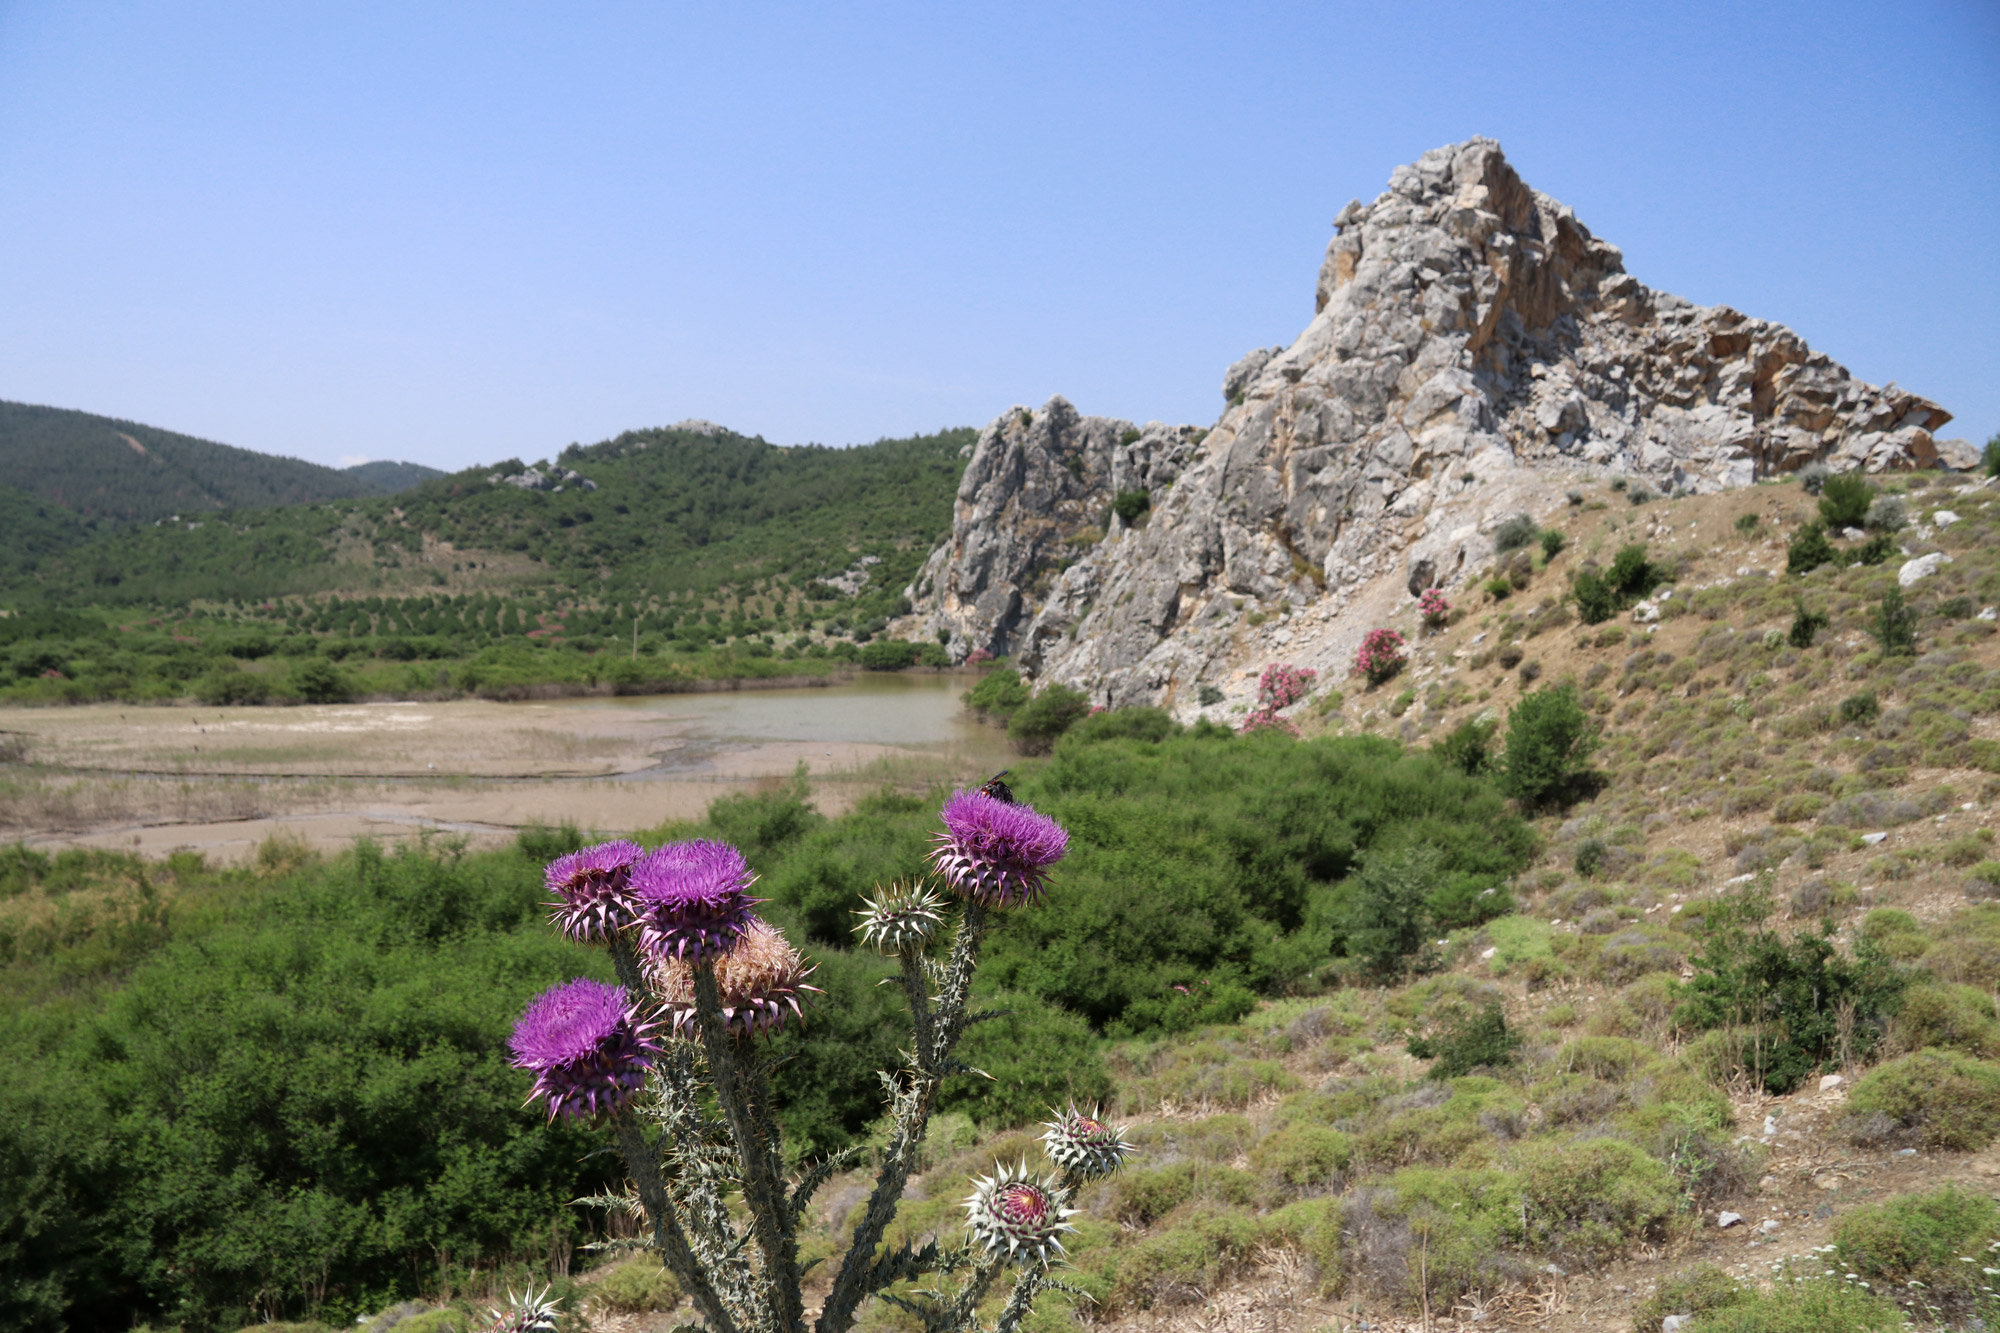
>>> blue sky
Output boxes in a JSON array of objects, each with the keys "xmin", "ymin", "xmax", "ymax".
[{"xmin": 1, "ymin": 1, "xmax": 1994, "ymax": 472}]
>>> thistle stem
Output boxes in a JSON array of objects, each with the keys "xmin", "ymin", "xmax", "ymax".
[
  {"xmin": 994, "ymin": 1266, "xmax": 1044, "ymax": 1333},
  {"xmin": 816, "ymin": 900, "xmax": 990, "ymax": 1333},
  {"xmin": 610, "ymin": 1113, "xmax": 741, "ymax": 1333},
  {"xmin": 695, "ymin": 962, "xmax": 804, "ymax": 1332}
]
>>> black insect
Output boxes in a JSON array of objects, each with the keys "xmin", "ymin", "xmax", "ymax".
[{"xmin": 976, "ymin": 770, "xmax": 1016, "ymax": 804}]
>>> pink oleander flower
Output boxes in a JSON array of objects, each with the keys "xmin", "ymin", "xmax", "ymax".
[
  {"xmin": 929, "ymin": 789, "xmax": 1069, "ymax": 909},
  {"xmin": 544, "ymin": 839, "xmax": 645, "ymax": 942},
  {"xmin": 964, "ymin": 1162, "xmax": 1078, "ymax": 1265},
  {"xmin": 1418, "ymin": 586, "xmax": 1451, "ymax": 628},
  {"xmin": 630, "ymin": 839, "xmax": 760, "ymax": 964},
  {"xmin": 1353, "ymin": 628, "xmax": 1407, "ymax": 686},
  {"xmin": 508, "ymin": 978, "xmax": 662, "ymax": 1122},
  {"xmin": 650, "ymin": 916, "xmax": 820, "ymax": 1038}
]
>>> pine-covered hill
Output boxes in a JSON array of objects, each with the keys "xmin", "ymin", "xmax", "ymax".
[
  {"xmin": 340, "ymin": 459, "xmax": 446, "ymax": 493},
  {"xmin": 0, "ymin": 422, "xmax": 976, "ymax": 618},
  {"xmin": 0, "ymin": 400, "xmax": 431, "ymax": 525}
]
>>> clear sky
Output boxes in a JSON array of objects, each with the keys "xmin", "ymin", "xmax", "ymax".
[{"xmin": 1, "ymin": 1, "xmax": 1995, "ymax": 472}]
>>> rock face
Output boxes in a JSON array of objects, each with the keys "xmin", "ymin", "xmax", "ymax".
[{"xmin": 910, "ymin": 138, "xmax": 1957, "ymax": 706}]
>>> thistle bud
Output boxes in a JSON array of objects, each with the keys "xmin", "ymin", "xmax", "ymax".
[
  {"xmin": 1040, "ymin": 1103, "xmax": 1134, "ymax": 1180},
  {"xmin": 482, "ymin": 1286, "xmax": 560, "ymax": 1333},
  {"xmin": 963, "ymin": 1161, "xmax": 1077, "ymax": 1265},
  {"xmin": 853, "ymin": 879, "xmax": 948, "ymax": 953}
]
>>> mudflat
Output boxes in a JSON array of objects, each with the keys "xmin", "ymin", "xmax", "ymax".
[{"xmin": 0, "ymin": 687, "xmax": 1011, "ymax": 862}]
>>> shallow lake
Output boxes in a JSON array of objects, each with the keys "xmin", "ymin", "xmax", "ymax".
[{"xmin": 555, "ymin": 671, "xmax": 1013, "ymax": 772}]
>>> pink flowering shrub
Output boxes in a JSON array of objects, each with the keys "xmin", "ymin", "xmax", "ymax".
[
  {"xmin": 1239, "ymin": 662, "xmax": 1317, "ymax": 734},
  {"xmin": 1353, "ymin": 628, "xmax": 1407, "ymax": 687},
  {"xmin": 964, "ymin": 647, "xmax": 994, "ymax": 665},
  {"xmin": 1418, "ymin": 587, "xmax": 1450, "ymax": 630}
]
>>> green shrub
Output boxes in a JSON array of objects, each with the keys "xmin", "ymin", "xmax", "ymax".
[
  {"xmin": 1407, "ymin": 1003, "xmax": 1520, "ymax": 1078},
  {"xmin": 1872, "ymin": 586, "xmax": 1918, "ymax": 657},
  {"xmin": 1852, "ymin": 531, "xmax": 1896, "ymax": 566},
  {"xmin": 1845, "ymin": 1048, "xmax": 2000, "ymax": 1149},
  {"xmin": 194, "ymin": 662, "xmax": 273, "ymax": 705},
  {"xmin": 1109, "ymin": 1204, "xmax": 1263, "ymax": 1309},
  {"xmin": 1839, "ymin": 690, "xmax": 1881, "ymax": 726},
  {"xmin": 1606, "ymin": 544, "xmax": 1662, "ymax": 599},
  {"xmin": 1790, "ymin": 597, "xmax": 1830, "ymax": 648},
  {"xmin": 1007, "ymin": 683, "xmax": 1091, "ymax": 754},
  {"xmin": 1694, "ymin": 1275, "xmax": 1908, "ymax": 1332},
  {"xmin": 1574, "ymin": 837, "xmax": 1608, "ymax": 878},
  {"xmin": 1572, "ymin": 568, "xmax": 1619, "ymax": 624},
  {"xmin": 1260, "ymin": 1198, "xmax": 1344, "ymax": 1294},
  {"xmin": 1515, "ymin": 1137, "xmax": 1677, "ymax": 1265},
  {"xmin": 1494, "ymin": 514, "xmax": 1539, "ymax": 554},
  {"xmin": 1734, "ymin": 512, "xmax": 1762, "ymax": 535},
  {"xmin": 1985, "ymin": 432, "xmax": 2000, "ymax": 478},
  {"xmin": 1835, "ymin": 1186, "xmax": 2000, "ymax": 1323},
  {"xmin": 1196, "ymin": 684, "xmax": 1223, "ymax": 706},
  {"xmin": 1820, "ymin": 472, "xmax": 1876, "ymax": 529},
  {"xmin": 1248, "ymin": 1123, "xmax": 1353, "ymax": 1190},
  {"xmin": 589, "ymin": 1254, "xmax": 682, "ymax": 1313},
  {"xmin": 964, "ymin": 668, "xmax": 1031, "ymax": 720},
  {"xmin": 1540, "ymin": 529, "xmax": 1567, "ymax": 560},
  {"xmin": 1632, "ymin": 1263, "xmax": 1745, "ymax": 1333},
  {"xmin": 1500, "ymin": 685, "xmax": 1600, "ymax": 809},
  {"xmin": 941, "ymin": 988, "xmax": 1111, "ymax": 1127},
  {"xmin": 288, "ymin": 656, "xmax": 353, "ymax": 703},
  {"xmin": 858, "ymin": 638, "xmax": 918, "ymax": 670},
  {"xmin": 1432, "ymin": 716, "xmax": 1497, "ymax": 776},
  {"xmin": 1110, "ymin": 489, "xmax": 1152, "ymax": 525},
  {"xmin": 1789, "ymin": 521, "xmax": 1836, "ymax": 575}
]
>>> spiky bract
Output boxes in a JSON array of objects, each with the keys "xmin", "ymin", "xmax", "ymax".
[
  {"xmin": 964, "ymin": 1161, "xmax": 1077, "ymax": 1265},
  {"xmin": 853, "ymin": 879, "xmax": 948, "ymax": 953},
  {"xmin": 482, "ymin": 1286, "xmax": 561, "ymax": 1333},
  {"xmin": 543, "ymin": 839, "xmax": 645, "ymax": 942},
  {"xmin": 1040, "ymin": 1103, "xmax": 1134, "ymax": 1180},
  {"xmin": 630, "ymin": 838, "xmax": 760, "ymax": 963},
  {"xmin": 508, "ymin": 978, "xmax": 662, "ymax": 1121},
  {"xmin": 651, "ymin": 916, "xmax": 821, "ymax": 1038},
  {"xmin": 928, "ymin": 789, "xmax": 1069, "ymax": 909}
]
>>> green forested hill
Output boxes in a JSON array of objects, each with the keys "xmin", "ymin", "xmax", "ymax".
[
  {"xmin": 341, "ymin": 459, "xmax": 445, "ymax": 493},
  {"xmin": 0, "ymin": 400, "xmax": 429, "ymax": 524}
]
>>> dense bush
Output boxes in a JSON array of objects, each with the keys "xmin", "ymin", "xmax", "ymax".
[
  {"xmin": 1633, "ymin": 1263, "xmax": 1745, "ymax": 1332},
  {"xmin": 1110, "ymin": 489, "xmax": 1152, "ymax": 525},
  {"xmin": 1406, "ymin": 1003, "xmax": 1520, "ymax": 1078},
  {"xmin": 1788, "ymin": 520, "xmax": 1836, "ymax": 575},
  {"xmin": 858, "ymin": 638, "xmax": 920, "ymax": 670},
  {"xmin": 1492, "ymin": 514, "xmax": 1538, "ymax": 554},
  {"xmin": 1789, "ymin": 597, "xmax": 1829, "ymax": 648},
  {"xmin": 1845, "ymin": 1048, "xmax": 2000, "ymax": 1150},
  {"xmin": 1499, "ymin": 686, "xmax": 1599, "ymax": 809},
  {"xmin": 1432, "ymin": 716, "xmax": 1496, "ymax": 777},
  {"xmin": 1819, "ymin": 472, "xmax": 1875, "ymax": 529},
  {"xmin": 1835, "ymin": 1186, "xmax": 2000, "ymax": 1323},
  {"xmin": 1571, "ymin": 543, "xmax": 1662, "ymax": 624},
  {"xmin": 1675, "ymin": 886, "xmax": 1905, "ymax": 1093},
  {"xmin": 1871, "ymin": 585, "xmax": 1918, "ymax": 657},
  {"xmin": 1007, "ymin": 682, "xmax": 1092, "ymax": 754},
  {"xmin": 962, "ymin": 667, "xmax": 1030, "ymax": 721}
]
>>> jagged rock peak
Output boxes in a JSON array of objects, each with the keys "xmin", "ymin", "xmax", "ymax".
[{"xmin": 910, "ymin": 138, "xmax": 1958, "ymax": 708}]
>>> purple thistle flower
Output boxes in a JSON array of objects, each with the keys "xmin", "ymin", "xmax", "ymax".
[
  {"xmin": 543, "ymin": 839, "xmax": 645, "ymax": 942},
  {"xmin": 508, "ymin": 978, "xmax": 662, "ymax": 1122},
  {"xmin": 630, "ymin": 839, "xmax": 760, "ymax": 964},
  {"xmin": 928, "ymin": 789, "xmax": 1069, "ymax": 909}
]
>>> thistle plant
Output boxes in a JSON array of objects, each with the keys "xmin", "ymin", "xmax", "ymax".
[{"xmin": 501, "ymin": 783, "xmax": 1127, "ymax": 1333}]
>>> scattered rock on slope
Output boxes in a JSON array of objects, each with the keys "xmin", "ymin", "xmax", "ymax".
[{"xmin": 909, "ymin": 137, "xmax": 1958, "ymax": 708}]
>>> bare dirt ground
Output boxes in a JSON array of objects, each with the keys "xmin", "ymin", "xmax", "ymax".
[{"xmin": 0, "ymin": 698, "xmax": 1004, "ymax": 861}]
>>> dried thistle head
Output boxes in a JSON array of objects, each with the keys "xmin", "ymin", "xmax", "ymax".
[
  {"xmin": 853, "ymin": 879, "xmax": 948, "ymax": 953},
  {"xmin": 963, "ymin": 1160, "xmax": 1077, "ymax": 1266},
  {"xmin": 651, "ymin": 916, "xmax": 821, "ymax": 1038},
  {"xmin": 1040, "ymin": 1102, "xmax": 1133, "ymax": 1180}
]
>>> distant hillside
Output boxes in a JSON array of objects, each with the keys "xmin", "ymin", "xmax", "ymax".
[
  {"xmin": 0, "ymin": 483, "xmax": 92, "ymax": 581},
  {"xmin": 0, "ymin": 422, "xmax": 977, "ymax": 627},
  {"xmin": 341, "ymin": 459, "xmax": 445, "ymax": 494},
  {"xmin": 0, "ymin": 400, "xmax": 385, "ymax": 524}
]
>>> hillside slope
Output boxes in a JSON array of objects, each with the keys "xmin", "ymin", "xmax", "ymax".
[{"xmin": 0, "ymin": 400, "xmax": 418, "ymax": 525}]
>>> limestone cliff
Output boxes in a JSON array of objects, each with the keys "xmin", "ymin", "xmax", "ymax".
[{"xmin": 909, "ymin": 138, "xmax": 1960, "ymax": 707}]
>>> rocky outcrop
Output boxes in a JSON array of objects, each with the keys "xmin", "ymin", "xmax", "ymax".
[
  {"xmin": 490, "ymin": 464, "xmax": 597, "ymax": 493},
  {"xmin": 908, "ymin": 399, "xmax": 1205, "ymax": 659},
  {"xmin": 911, "ymin": 138, "xmax": 1958, "ymax": 708}
]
